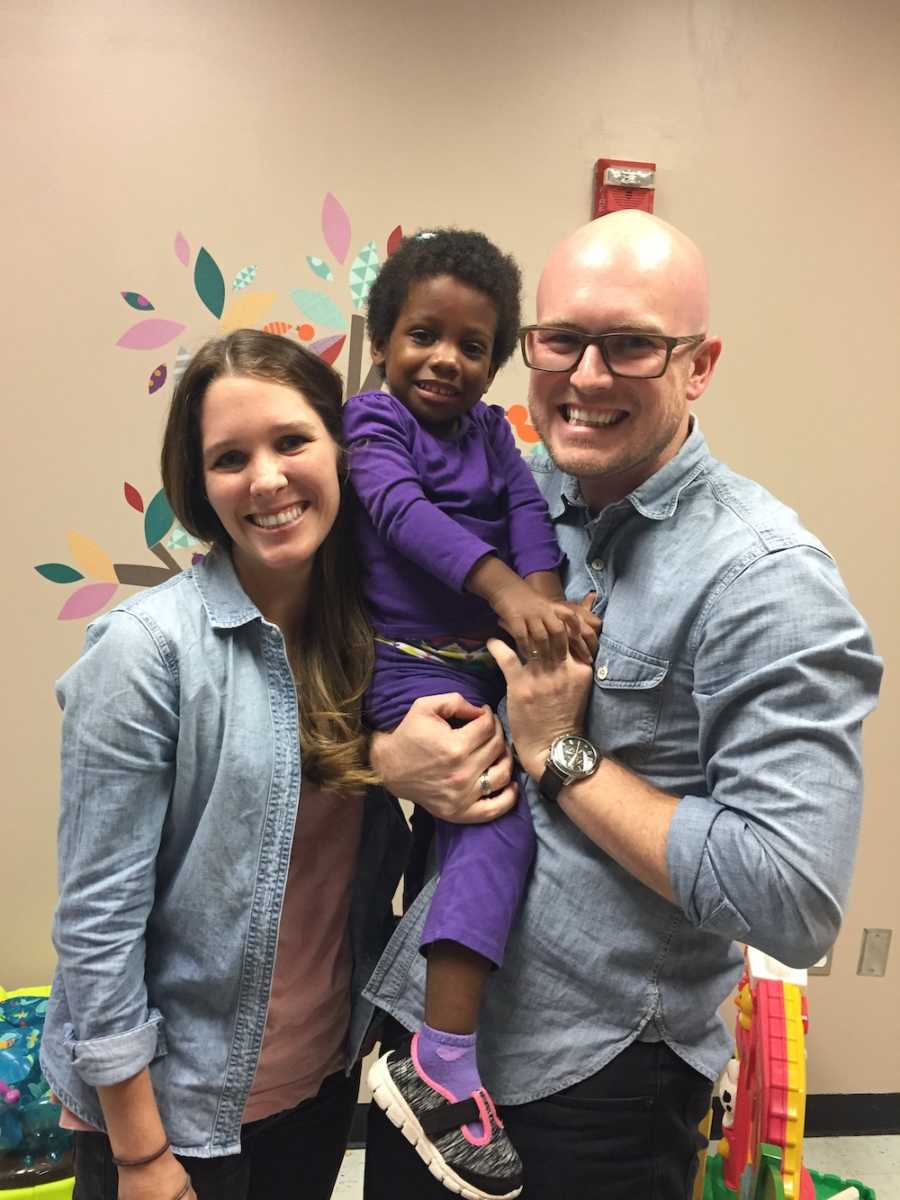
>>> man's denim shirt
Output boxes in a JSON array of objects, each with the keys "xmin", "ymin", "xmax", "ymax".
[
  {"xmin": 363, "ymin": 422, "xmax": 882, "ymax": 1102},
  {"xmin": 41, "ymin": 550, "xmax": 409, "ymax": 1156}
]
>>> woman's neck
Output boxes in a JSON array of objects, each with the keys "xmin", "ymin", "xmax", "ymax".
[{"xmin": 231, "ymin": 553, "xmax": 311, "ymax": 638}]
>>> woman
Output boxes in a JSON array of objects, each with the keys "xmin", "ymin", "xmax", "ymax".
[{"xmin": 40, "ymin": 330, "xmax": 414, "ymax": 1200}]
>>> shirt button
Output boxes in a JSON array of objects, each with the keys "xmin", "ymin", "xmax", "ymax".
[
  {"xmin": 591, "ymin": 557, "xmax": 604, "ymax": 571},
  {"xmin": 596, "ymin": 664, "xmax": 609, "ymax": 680}
]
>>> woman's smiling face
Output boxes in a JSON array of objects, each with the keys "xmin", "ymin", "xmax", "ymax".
[{"xmin": 201, "ymin": 373, "xmax": 341, "ymax": 596}]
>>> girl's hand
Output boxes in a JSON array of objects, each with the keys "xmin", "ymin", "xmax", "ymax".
[
  {"xmin": 562, "ymin": 593, "xmax": 602, "ymax": 664},
  {"xmin": 492, "ymin": 577, "xmax": 580, "ymax": 664},
  {"xmin": 486, "ymin": 638, "xmax": 594, "ymax": 782}
]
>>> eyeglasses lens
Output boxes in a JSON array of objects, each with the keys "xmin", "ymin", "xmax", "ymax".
[{"xmin": 525, "ymin": 330, "xmax": 669, "ymax": 378}]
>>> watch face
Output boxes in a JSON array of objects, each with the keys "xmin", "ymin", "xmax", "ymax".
[{"xmin": 552, "ymin": 735, "xmax": 599, "ymax": 776}]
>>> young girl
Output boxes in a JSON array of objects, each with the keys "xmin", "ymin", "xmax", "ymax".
[
  {"xmin": 41, "ymin": 332, "xmax": 415, "ymax": 1200},
  {"xmin": 344, "ymin": 230, "xmax": 597, "ymax": 1200}
]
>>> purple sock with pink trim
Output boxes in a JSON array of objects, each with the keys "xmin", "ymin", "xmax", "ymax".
[{"xmin": 415, "ymin": 1024, "xmax": 485, "ymax": 1138}]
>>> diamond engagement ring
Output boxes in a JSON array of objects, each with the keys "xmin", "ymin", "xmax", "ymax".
[{"xmin": 478, "ymin": 771, "xmax": 492, "ymax": 797}]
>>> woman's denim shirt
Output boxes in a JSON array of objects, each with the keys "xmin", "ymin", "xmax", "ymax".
[{"xmin": 41, "ymin": 550, "xmax": 408, "ymax": 1156}]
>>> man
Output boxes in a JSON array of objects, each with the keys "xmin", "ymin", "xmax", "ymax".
[{"xmin": 360, "ymin": 211, "xmax": 882, "ymax": 1199}]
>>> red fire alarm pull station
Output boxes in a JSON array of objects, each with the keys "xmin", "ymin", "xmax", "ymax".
[{"xmin": 593, "ymin": 158, "xmax": 656, "ymax": 218}]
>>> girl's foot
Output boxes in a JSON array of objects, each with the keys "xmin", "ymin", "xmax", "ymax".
[{"xmin": 367, "ymin": 1034, "xmax": 523, "ymax": 1200}]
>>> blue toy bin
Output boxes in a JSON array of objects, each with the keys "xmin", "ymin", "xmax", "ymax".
[{"xmin": 0, "ymin": 987, "xmax": 73, "ymax": 1198}]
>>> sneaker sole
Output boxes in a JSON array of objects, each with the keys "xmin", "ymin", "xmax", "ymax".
[{"xmin": 367, "ymin": 1053, "xmax": 523, "ymax": 1200}]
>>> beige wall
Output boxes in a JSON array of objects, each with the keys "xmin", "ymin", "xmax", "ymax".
[{"xmin": 3, "ymin": 0, "xmax": 897, "ymax": 1095}]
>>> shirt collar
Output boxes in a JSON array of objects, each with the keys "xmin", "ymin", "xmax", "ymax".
[
  {"xmin": 542, "ymin": 419, "xmax": 711, "ymax": 523},
  {"xmin": 192, "ymin": 548, "xmax": 263, "ymax": 629}
]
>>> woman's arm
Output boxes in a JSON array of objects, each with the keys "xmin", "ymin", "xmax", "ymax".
[
  {"xmin": 97, "ymin": 1072, "xmax": 194, "ymax": 1200},
  {"xmin": 370, "ymin": 694, "xmax": 517, "ymax": 822},
  {"xmin": 54, "ymin": 611, "xmax": 182, "ymax": 1152}
]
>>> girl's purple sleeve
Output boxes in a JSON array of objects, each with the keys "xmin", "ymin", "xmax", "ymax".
[
  {"xmin": 344, "ymin": 394, "xmax": 495, "ymax": 592},
  {"xmin": 484, "ymin": 405, "xmax": 563, "ymax": 577}
]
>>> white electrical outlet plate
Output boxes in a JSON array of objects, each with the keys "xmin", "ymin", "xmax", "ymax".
[{"xmin": 857, "ymin": 928, "xmax": 892, "ymax": 976}]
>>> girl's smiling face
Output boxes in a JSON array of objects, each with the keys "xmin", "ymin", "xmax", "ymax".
[
  {"xmin": 201, "ymin": 374, "xmax": 341, "ymax": 596},
  {"xmin": 372, "ymin": 275, "xmax": 499, "ymax": 431}
]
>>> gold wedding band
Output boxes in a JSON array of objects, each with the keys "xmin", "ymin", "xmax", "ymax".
[{"xmin": 478, "ymin": 770, "xmax": 492, "ymax": 797}]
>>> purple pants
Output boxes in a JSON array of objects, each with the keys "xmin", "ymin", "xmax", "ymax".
[{"xmin": 366, "ymin": 640, "xmax": 535, "ymax": 968}]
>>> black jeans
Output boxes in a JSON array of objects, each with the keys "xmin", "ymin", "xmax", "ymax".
[
  {"xmin": 72, "ymin": 1064, "xmax": 360, "ymax": 1200},
  {"xmin": 363, "ymin": 1032, "xmax": 711, "ymax": 1200}
]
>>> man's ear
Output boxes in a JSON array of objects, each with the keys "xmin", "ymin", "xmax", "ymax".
[{"xmin": 686, "ymin": 336, "xmax": 722, "ymax": 402}]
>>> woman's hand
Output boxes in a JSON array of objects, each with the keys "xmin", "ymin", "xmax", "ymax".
[
  {"xmin": 370, "ymin": 694, "xmax": 516, "ymax": 823},
  {"xmin": 487, "ymin": 638, "xmax": 594, "ymax": 782}
]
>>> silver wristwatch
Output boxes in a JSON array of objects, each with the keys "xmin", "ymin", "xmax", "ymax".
[{"xmin": 539, "ymin": 732, "xmax": 602, "ymax": 802}]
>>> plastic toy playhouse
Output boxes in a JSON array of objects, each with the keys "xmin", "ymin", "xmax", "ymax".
[
  {"xmin": 699, "ymin": 948, "xmax": 877, "ymax": 1200},
  {"xmin": 0, "ymin": 987, "xmax": 73, "ymax": 1198}
]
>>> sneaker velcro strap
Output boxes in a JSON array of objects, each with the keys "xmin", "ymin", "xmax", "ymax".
[{"xmin": 419, "ymin": 1096, "xmax": 482, "ymax": 1138}]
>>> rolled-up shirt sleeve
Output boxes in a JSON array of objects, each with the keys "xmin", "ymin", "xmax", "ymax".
[
  {"xmin": 52, "ymin": 610, "xmax": 178, "ymax": 1086},
  {"xmin": 667, "ymin": 545, "xmax": 882, "ymax": 967}
]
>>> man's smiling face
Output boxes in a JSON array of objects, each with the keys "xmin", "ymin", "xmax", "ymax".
[{"xmin": 527, "ymin": 213, "xmax": 721, "ymax": 509}]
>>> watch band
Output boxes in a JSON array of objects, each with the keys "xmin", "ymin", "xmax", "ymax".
[{"xmin": 539, "ymin": 759, "xmax": 569, "ymax": 803}]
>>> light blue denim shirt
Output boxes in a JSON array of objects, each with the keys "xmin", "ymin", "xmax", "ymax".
[
  {"xmin": 363, "ymin": 421, "xmax": 883, "ymax": 1102},
  {"xmin": 41, "ymin": 550, "xmax": 409, "ymax": 1156}
]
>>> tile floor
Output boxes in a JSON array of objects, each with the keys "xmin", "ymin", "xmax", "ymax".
[{"xmin": 332, "ymin": 1136, "xmax": 900, "ymax": 1199}]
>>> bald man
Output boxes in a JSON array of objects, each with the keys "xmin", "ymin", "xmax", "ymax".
[{"xmin": 361, "ymin": 213, "xmax": 882, "ymax": 1200}]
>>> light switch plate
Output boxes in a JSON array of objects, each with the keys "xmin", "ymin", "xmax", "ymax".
[{"xmin": 857, "ymin": 928, "xmax": 892, "ymax": 976}]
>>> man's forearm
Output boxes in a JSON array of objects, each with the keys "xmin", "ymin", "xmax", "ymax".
[{"xmin": 555, "ymin": 757, "xmax": 678, "ymax": 903}]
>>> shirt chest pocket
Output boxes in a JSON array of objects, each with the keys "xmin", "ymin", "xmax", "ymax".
[{"xmin": 589, "ymin": 634, "xmax": 669, "ymax": 757}]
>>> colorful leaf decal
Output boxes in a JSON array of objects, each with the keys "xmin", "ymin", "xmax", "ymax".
[
  {"xmin": 321, "ymin": 193, "xmax": 351, "ymax": 264},
  {"xmin": 67, "ymin": 532, "xmax": 116, "ymax": 582},
  {"xmin": 220, "ymin": 291, "xmax": 276, "ymax": 332},
  {"xmin": 167, "ymin": 525, "xmax": 199, "ymax": 550},
  {"xmin": 175, "ymin": 231, "xmax": 190, "ymax": 266},
  {"xmin": 289, "ymin": 289, "xmax": 346, "ymax": 330},
  {"xmin": 306, "ymin": 256, "xmax": 334, "ymax": 282},
  {"xmin": 122, "ymin": 291, "xmax": 154, "ymax": 310},
  {"xmin": 149, "ymin": 364, "xmax": 167, "ymax": 394},
  {"xmin": 144, "ymin": 489, "xmax": 175, "ymax": 548},
  {"xmin": 309, "ymin": 334, "xmax": 346, "ymax": 365},
  {"xmin": 349, "ymin": 241, "xmax": 379, "ymax": 309},
  {"xmin": 35, "ymin": 563, "xmax": 84, "ymax": 584},
  {"xmin": 173, "ymin": 345, "xmax": 192, "ymax": 386},
  {"xmin": 506, "ymin": 404, "xmax": 541, "ymax": 445},
  {"xmin": 58, "ymin": 582, "xmax": 118, "ymax": 621},
  {"xmin": 387, "ymin": 225, "xmax": 403, "ymax": 257},
  {"xmin": 263, "ymin": 321, "xmax": 294, "ymax": 335},
  {"xmin": 194, "ymin": 247, "xmax": 225, "ymax": 318},
  {"xmin": 124, "ymin": 482, "xmax": 144, "ymax": 512},
  {"xmin": 232, "ymin": 264, "xmax": 257, "ymax": 291},
  {"xmin": 116, "ymin": 319, "xmax": 186, "ymax": 350}
]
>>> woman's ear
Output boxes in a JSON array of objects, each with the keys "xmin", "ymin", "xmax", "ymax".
[
  {"xmin": 370, "ymin": 339, "xmax": 386, "ymax": 367},
  {"xmin": 483, "ymin": 364, "xmax": 498, "ymax": 394}
]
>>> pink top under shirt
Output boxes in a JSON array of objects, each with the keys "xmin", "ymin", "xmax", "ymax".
[{"xmin": 61, "ymin": 781, "xmax": 363, "ymax": 1133}]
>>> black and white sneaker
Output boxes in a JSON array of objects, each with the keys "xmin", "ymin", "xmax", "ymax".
[{"xmin": 368, "ymin": 1034, "xmax": 523, "ymax": 1200}]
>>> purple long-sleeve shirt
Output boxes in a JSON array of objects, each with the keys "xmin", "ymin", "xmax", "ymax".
[{"xmin": 344, "ymin": 391, "xmax": 562, "ymax": 639}]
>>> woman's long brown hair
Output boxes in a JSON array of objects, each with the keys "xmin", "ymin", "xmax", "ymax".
[{"xmin": 161, "ymin": 329, "xmax": 376, "ymax": 799}]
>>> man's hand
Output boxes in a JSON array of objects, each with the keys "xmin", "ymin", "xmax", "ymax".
[
  {"xmin": 487, "ymin": 639, "xmax": 594, "ymax": 781},
  {"xmin": 371, "ymin": 693, "xmax": 516, "ymax": 823}
]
